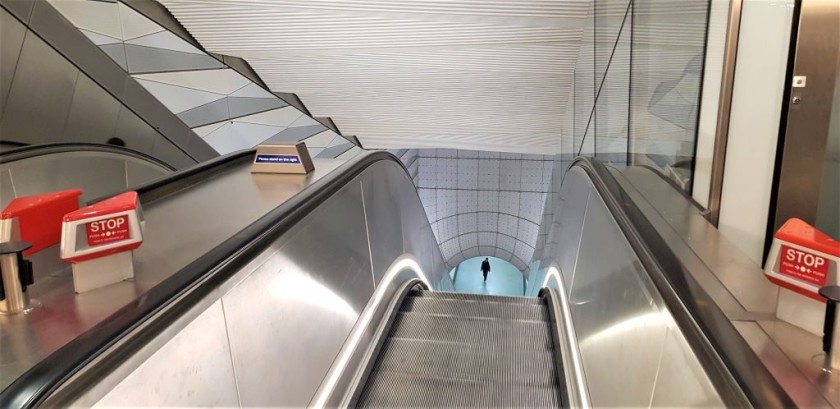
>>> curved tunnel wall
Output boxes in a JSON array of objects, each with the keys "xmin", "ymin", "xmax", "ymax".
[{"xmin": 412, "ymin": 148, "xmax": 554, "ymax": 273}]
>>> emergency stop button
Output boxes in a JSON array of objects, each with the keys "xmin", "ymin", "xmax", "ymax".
[
  {"xmin": 60, "ymin": 191, "xmax": 144, "ymax": 293},
  {"xmin": 765, "ymin": 218, "xmax": 840, "ymax": 301}
]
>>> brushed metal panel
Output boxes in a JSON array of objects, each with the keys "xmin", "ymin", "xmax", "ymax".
[
  {"xmin": 0, "ymin": 8, "xmax": 26, "ymax": 118},
  {"xmin": 125, "ymin": 159, "xmax": 169, "ymax": 188},
  {"xmin": 0, "ymin": 29, "xmax": 78, "ymax": 145},
  {"xmin": 554, "ymin": 167, "xmax": 593, "ymax": 289},
  {"xmin": 93, "ymin": 301, "xmax": 239, "ymax": 407},
  {"xmin": 649, "ymin": 325, "xmax": 724, "ymax": 407},
  {"xmin": 361, "ymin": 162, "xmax": 408, "ymax": 283},
  {"xmin": 63, "ymin": 74, "xmax": 121, "ymax": 145},
  {"xmin": 222, "ymin": 181, "xmax": 374, "ymax": 406},
  {"xmin": 7, "ymin": 153, "xmax": 127, "ymax": 203},
  {"xmin": 0, "ymin": 169, "xmax": 14, "ymax": 209},
  {"xmin": 570, "ymin": 191, "xmax": 669, "ymax": 407}
]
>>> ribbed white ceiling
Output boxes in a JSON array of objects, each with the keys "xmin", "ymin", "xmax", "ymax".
[{"xmin": 159, "ymin": 0, "xmax": 592, "ymax": 153}]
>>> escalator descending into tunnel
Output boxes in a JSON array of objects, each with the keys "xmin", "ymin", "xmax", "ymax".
[{"xmin": 354, "ymin": 290, "xmax": 565, "ymax": 407}]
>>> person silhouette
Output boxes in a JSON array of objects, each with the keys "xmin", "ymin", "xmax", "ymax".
[{"xmin": 480, "ymin": 258, "xmax": 491, "ymax": 282}]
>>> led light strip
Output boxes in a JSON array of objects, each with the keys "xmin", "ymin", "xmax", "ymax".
[{"xmin": 312, "ymin": 254, "xmax": 430, "ymax": 409}]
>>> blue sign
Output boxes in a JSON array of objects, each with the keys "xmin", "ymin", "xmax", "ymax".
[{"xmin": 255, "ymin": 154, "xmax": 302, "ymax": 165}]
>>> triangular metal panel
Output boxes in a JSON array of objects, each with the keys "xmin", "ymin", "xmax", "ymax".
[
  {"xmin": 227, "ymin": 97, "xmax": 286, "ymax": 119},
  {"xmin": 80, "ymin": 29, "xmax": 122, "ymax": 46},
  {"xmin": 135, "ymin": 78, "xmax": 225, "ymax": 114},
  {"xmin": 229, "ymin": 83, "xmax": 275, "ymax": 99},
  {"xmin": 125, "ymin": 30, "xmax": 205, "ymax": 55},
  {"xmin": 177, "ymin": 98, "xmax": 230, "ymax": 128},
  {"xmin": 99, "ymin": 43, "xmax": 128, "ymax": 71},
  {"xmin": 262, "ymin": 124, "xmax": 326, "ymax": 144},
  {"xmin": 118, "ymin": 1, "xmax": 165, "ymax": 40},
  {"xmin": 47, "ymin": 0, "xmax": 123, "ymax": 39},
  {"xmin": 233, "ymin": 106, "xmax": 300, "ymax": 127},
  {"xmin": 134, "ymin": 69, "xmax": 250, "ymax": 95},
  {"xmin": 124, "ymin": 45, "xmax": 224, "ymax": 74}
]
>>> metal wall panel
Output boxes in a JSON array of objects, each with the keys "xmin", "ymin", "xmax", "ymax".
[
  {"xmin": 63, "ymin": 74, "xmax": 122, "ymax": 145},
  {"xmin": 93, "ymin": 301, "xmax": 239, "ymax": 407},
  {"xmin": 222, "ymin": 181, "xmax": 373, "ymax": 406},
  {"xmin": 0, "ymin": 29, "xmax": 78, "ymax": 145},
  {"xmin": 0, "ymin": 8, "xmax": 26, "ymax": 117}
]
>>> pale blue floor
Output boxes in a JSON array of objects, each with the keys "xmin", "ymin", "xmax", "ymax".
[{"xmin": 450, "ymin": 256, "xmax": 526, "ymax": 297}]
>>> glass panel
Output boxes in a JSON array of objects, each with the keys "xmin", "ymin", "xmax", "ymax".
[
  {"xmin": 574, "ymin": 3, "xmax": 596, "ymax": 156},
  {"xmin": 595, "ymin": 4, "xmax": 631, "ymax": 166},
  {"xmin": 630, "ymin": 0, "xmax": 710, "ymax": 191},
  {"xmin": 816, "ymin": 42, "xmax": 840, "ymax": 239}
]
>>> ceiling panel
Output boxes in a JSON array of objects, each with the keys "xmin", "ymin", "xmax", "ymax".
[{"xmin": 160, "ymin": 0, "xmax": 591, "ymax": 153}]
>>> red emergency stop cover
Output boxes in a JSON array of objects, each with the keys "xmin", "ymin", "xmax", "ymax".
[
  {"xmin": 63, "ymin": 191, "xmax": 138, "ymax": 222},
  {"xmin": 1, "ymin": 189, "xmax": 82, "ymax": 255},
  {"xmin": 775, "ymin": 218, "xmax": 840, "ymax": 257}
]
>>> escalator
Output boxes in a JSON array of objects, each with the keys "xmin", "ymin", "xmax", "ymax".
[
  {"xmin": 355, "ymin": 290, "xmax": 564, "ymax": 407},
  {"xmin": 0, "ymin": 150, "xmax": 795, "ymax": 408}
]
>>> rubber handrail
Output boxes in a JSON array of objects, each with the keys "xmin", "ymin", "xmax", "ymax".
[
  {"xmin": 0, "ymin": 143, "xmax": 176, "ymax": 171},
  {"xmin": 0, "ymin": 150, "xmax": 404, "ymax": 408},
  {"xmin": 571, "ymin": 157, "xmax": 794, "ymax": 408},
  {"xmin": 85, "ymin": 149, "xmax": 256, "ymax": 205}
]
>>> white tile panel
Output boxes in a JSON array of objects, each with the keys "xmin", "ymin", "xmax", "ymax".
[
  {"xmin": 477, "ymin": 190, "xmax": 498, "ymax": 212},
  {"xmin": 135, "ymin": 79, "xmax": 225, "ymax": 114},
  {"xmin": 478, "ymin": 232, "xmax": 496, "ymax": 247},
  {"xmin": 477, "ymin": 159, "xmax": 500, "ymax": 190},
  {"xmin": 80, "ymin": 29, "xmax": 122, "ymax": 46},
  {"xmin": 462, "ymin": 246, "xmax": 481, "ymax": 260},
  {"xmin": 457, "ymin": 159, "xmax": 478, "ymax": 189},
  {"xmin": 437, "ymin": 216, "xmax": 459, "ymax": 242},
  {"xmin": 456, "ymin": 190, "xmax": 477, "ymax": 214},
  {"xmin": 498, "ymin": 214, "xmax": 519, "ymax": 238},
  {"xmin": 496, "ymin": 235, "xmax": 516, "ymax": 254},
  {"xmin": 517, "ymin": 220, "xmax": 539, "ymax": 245},
  {"xmin": 457, "ymin": 213, "xmax": 477, "ymax": 232},
  {"xmin": 477, "ymin": 212, "xmax": 498, "ymax": 232},
  {"xmin": 436, "ymin": 190, "xmax": 457, "ymax": 220},
  {"xmin": 435, "ymin": 158, "xmax": 458, "ymax": 189},
  {"xmin": 441, "ymin": 239, "xmax": 461, "ymax": 261},
  {"xmin": 192, "ymin": 120, "xmax": 227, "ymax": 138},
  {"xmin": 499, "ymin": 160, "xmax": 522, "ymax": 190},
  {"xmin": 459, "ymin": 233, "xmax": 478, "ymax": 251},
  {"xmin": 521, "ymin": 161, "xmax": 545, "ymax": 191},
  {"xmin": 520, "ymin": 192, "xmax": 546, "ymax": 224},
  {"xmin": 498, "ymin": 191, "xmax": 520, "ymax": 215},
  {"xmin": 514, "ymin": 240, "xmax": 534, "ymax": 264}
]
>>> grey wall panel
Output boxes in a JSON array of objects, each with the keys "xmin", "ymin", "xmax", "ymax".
[
  {"xmin": 150, "ymin": 134, "xmax": 196, "ymax": 169},
  {"xmin": 113, "ymin": 106, "xmax": 158, "ymax": 154},
  {"xmin": 125, "ymin": 159, "xmax": 168, "ymax": 187},
  {"xmin": 0, "ymin": 0, "xmax": 35, "ymax": 24},
  {"xmin": 8, "ymin": 154, "xmax": 126, "ymax": 203},
  {"xmin": 227, "ymin": 97, "xmax": 286, "ymax": 119},
  {"xmin": 0, "ymin": 29, "xmax": 78, "ymax": 145},
  {"xmin": 362, "ymin": 164, "xmax": 409, "ymax": 282},
  {"xmin": 29, "ymin": 0, "xmax": 128, "ymax": 94},
  {"xmin": 119, "ymin": 78, "xmax": 191, "ymax": 147},
  {"xmin": 0, "ymin": 8, "xmax": 26, "ymax": 118},
  {"xmin": 124, "ymin": 44, "xmax": 224, "ymax": 74},
  {"xmin": 64, "ymin": 74, "xmax": 121, "ymax": 145},
  {"xmin": 0, "ymin": 169, "xmax": 15, "ymax": 209}
]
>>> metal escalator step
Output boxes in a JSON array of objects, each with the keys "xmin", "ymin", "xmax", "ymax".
[
  {"xmin": 372, "ymin": 337, "xmax": 558, "ymax": 386},
  {"xmin": 409, "ymin": 289, "xmax": 542, "ymax": 305},
  {"xmin": 356, "ymin": 370, "xmax": 561, "ymax": 408},
  {"xmin": 389, "ymin": 312, "xmax": 553, "ymax": 349},
  {"xmin": 400, "ymin": 296, "xmax": 548, "ymax": 322}
]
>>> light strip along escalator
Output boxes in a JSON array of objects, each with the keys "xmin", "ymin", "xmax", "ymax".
[{"xmin": 353, "ymin": 290, "xmax": 566, "ymax": 407}]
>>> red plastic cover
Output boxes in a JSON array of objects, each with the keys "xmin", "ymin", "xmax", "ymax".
[
  {"xmin": 1, "ymin": 189, "xmax": 82, "ymax": 255},
  {"xmin": 63, "ymin": 191, "xmax": 138, "ymax": 222},
  {"xmin": 775, "ymin": 218, "xmax": 840, "ymax": 257}
]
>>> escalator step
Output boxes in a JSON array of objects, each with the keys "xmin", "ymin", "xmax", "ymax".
[
  {"xmin": 409, "ymin": 289, "xmax": 542, "ymax": 305},
  {"xmin": 389, "ymin": 312, "xmax": 553, "ymax": 349},
  {"xmin": 372, "ymin": 337, "xmax": 558, "ymax": 386},
  {"xmin": 357, "ymin": 370, "xmax": 561, "ymax": 407},
  {"xmin": 401, "ymin": 296, "xmax": 548, "ymax": 322}
]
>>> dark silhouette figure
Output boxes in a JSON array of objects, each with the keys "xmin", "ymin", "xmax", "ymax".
[{"xmin": 480, "ymin": 258, "xmax": 491, "ymax": 282}]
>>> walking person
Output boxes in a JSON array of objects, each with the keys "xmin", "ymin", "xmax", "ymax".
[{"xmin": 480, "ymin": 257, "xmax": 491, "ymax": 282}]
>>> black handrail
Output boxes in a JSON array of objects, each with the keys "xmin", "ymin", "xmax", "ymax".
[
  {"xmin": 87, "ymin": 149, "xmax": 257, "ymax": 205},
  {"xmin": 0, "ymin": 150, "xmax": 403, "ymax": 408},
  {"xmin": 0, "ymin": 143, "xmax": 176, "ymax": 171},
  {"xmin": 571, "ymin": 157, "xmax": 794, "ymax": 408}
]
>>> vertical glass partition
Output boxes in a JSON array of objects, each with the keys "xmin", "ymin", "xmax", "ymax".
[{"xmin": 567, "ymin": 0, "xmax": 711, "ymax": 193}]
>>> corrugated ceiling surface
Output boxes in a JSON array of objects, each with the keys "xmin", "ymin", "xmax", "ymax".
[{"xmin": 159, "ymin": 0, "xmax": 592, "ymax": 153}]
